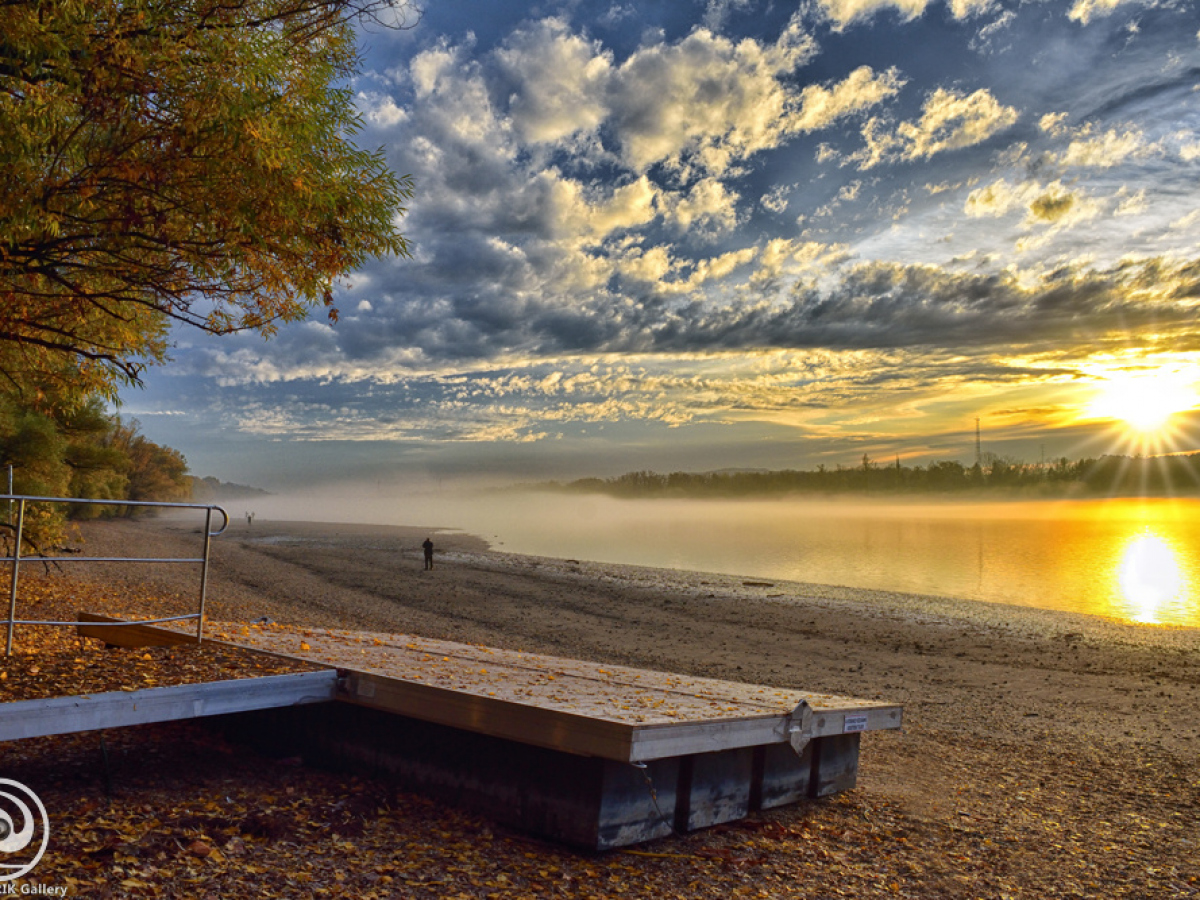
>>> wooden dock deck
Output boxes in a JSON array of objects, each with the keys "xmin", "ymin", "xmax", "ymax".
[
  {"xmin": 4, "ymin": 617, "xmax": 903, "ymax": 849},
  {"xmin": 202, "ymin": 624, "xmax": 902, "ymax": 762}
]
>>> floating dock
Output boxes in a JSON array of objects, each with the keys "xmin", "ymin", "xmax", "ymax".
[{"xmin": 2, "ymin": 618, "xmax": 904, "ymax": 850}]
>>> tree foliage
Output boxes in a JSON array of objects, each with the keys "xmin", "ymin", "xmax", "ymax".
[
  {"xmin": 553, "ymin": 453, "xmax": 1200, "ymax": 499},
  {"xmin": 0, "ymin": 392, "xmax": 191, "ymax": 547},
  {"xmin": 0, "ymin": 0, "xmax": 414, "ymax": 400}
]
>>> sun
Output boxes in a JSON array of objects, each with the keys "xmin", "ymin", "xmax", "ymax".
[{"xmin": 1086, "ymin": 371, "xmax": 1197, "ymax": 435}]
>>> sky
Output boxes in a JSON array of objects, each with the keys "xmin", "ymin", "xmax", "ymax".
[{"xmin": 127, "ymin": 0, "xmax": 1200, "ymax": 489}]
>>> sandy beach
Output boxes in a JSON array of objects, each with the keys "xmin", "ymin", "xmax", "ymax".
[{"xmin": 15, "ymin": 515, "xmax": 1200, "ymax": 896}]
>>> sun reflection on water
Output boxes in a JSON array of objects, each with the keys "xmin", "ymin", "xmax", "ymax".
[{"xmin": 1116, "ymin": 530, "xmax": 1188, "ymax": 624}]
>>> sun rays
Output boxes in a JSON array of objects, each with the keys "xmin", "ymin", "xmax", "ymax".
[{"xmin": 1085, "ymin": 370, "xmax": 1197, "ymax": 438}]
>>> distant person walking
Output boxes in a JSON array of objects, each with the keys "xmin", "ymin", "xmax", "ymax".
[{"xmin": 422, "ymin": 537, "xmax": 434, "ymax": 570}]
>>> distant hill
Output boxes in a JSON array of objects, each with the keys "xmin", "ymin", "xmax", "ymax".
[{"xmin": 189, "ymin": 476, "xmax": 272, "ymax": 502}]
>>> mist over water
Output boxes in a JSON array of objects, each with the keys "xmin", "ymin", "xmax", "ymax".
[{"xmin": 243, "ymin": 486, "xmax": 1200, "ymax": 628}]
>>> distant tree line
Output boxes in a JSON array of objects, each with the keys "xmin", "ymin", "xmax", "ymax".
[
  {"xmin": 188, "ymin": 476, "xmax": 272, "ymax": 503},
  {"xmin": 550, "ymin": 452, "xmax": 1200, "ymax": 500}
]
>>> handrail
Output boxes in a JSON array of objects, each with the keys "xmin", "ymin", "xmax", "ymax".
[
  {"xmin": 0, "ymin": 495, "xmax": 229, "ymax": 538},
  {"xmin": 1, "ymin": 495, "xmax": 229, "ymax": 657}
]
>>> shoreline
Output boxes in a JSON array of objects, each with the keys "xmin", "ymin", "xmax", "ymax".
[
  {"xmin": 12, "ymin": 515, "xmax": 1200, "ymax": 895},
  {"xmin": 71, "ymin": 517, "xmax": 1200, "ymax": 751},
  {"xmin": 167, "ymin": 513, "xmax": 1200, "ymax": 652},
  {"xmin": 211, "ymin": 490, "xmax": 1200, "ymax": 630}
]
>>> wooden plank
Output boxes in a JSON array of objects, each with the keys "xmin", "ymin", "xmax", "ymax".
[
  {"xmin": 340, "ymin": 671, "xmax": 637, "ymax": 760},
  {"xmin": 92, "ymin": 616, "xmax": 903, "ymax": 761},
  {"xmin": 341, "ymin": 674, "xmax": 883, "ymax": 764},
  {"xmin": 77, "ymin": 612, "xmax": 198, "ymax": 648},
  {"xmin": 0, "ymin": 670, "xmax": 338, "ymax": 742},
  {"xmin": 196, "ymin": 623, "xmax": 904, "ymax": 730},
  {"xmin": 239, "ymin": 627, "xmax": 901, "ymax": 719}
]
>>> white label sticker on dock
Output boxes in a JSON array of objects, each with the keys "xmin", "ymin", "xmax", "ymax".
[
  {"xmin": 843, "ymin": 713, "xmax": 868, "ymax": 733},
  {"xmin": 357, "ymin": 681, "xmax": 376, "ymax": 699}
]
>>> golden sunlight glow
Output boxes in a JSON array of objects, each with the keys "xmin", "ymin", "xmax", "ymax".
[
  {"xmin": 1086, "ymin": 371, "xmax": 1197, "ymax": 434},
  {"xmin": 1116, "ymin": 530, "xmax": 1186, "ymax": 624}
]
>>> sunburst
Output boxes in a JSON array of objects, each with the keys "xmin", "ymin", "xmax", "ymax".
[{"xmin": 1084, "ymin": 371, "xmax": 1197, "ymax": 441}]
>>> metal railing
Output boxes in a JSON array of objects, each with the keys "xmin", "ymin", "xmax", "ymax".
[{"xmin": 1, "ymin": 495, "xmax": 229, "ymax": 657}]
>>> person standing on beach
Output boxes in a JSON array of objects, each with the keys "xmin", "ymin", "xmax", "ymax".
[{"xmin": 422, "ymin": 537, "xmax": 434, "ymax": 570}]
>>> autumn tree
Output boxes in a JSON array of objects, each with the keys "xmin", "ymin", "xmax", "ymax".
[
  {"xmin": 1, "ymin": 393, "xmax": 198, "ymax": 547},
  {"xmin": 104, "ymin": 417, "xmax": 190, "ymax": 509},
  {"xmin": 0, "ymin": 0, "xmax": 414, "ymax": 402}
]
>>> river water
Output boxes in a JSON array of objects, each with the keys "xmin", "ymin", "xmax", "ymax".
[{"xmin": 254, "ymin": 490, "xmax": 1200, "ymax": 629}]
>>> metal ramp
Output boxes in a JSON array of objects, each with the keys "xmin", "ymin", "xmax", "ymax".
[{"xmin": 0, "ymin": 670, "xmax": 337, "ymax": 742}]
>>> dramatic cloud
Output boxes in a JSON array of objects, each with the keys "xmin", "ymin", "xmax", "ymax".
[
  {"xmin": 818, "ymin": 0, "xmax": 931, "ymax": 29},
  {"xmin": 132, "ymin": 0, "xmax": 1200, "ymax": 483},
  {"xmin": 964, "ymin": 178, "xmax": 1100, "ymax": 232},
  {"xmin": 661, "ymin": 178, "xmax": 741, "ymax": 234}
]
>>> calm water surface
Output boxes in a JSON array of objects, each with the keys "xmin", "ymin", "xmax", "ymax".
[{"xmin": 264, "ymin": 491, "xmax": 1200, "ymax": 628}]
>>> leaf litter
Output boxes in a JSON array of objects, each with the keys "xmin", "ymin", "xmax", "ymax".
[{"xmin": 1, "ymin": 571, "xmax": 1198, "ymax": 898}]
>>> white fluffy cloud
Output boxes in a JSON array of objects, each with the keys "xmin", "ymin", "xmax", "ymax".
[
  {"xmin": 818, "ymin": 0, "xmax": 930, "ymax": 28},
  {"xmin": 496, "ymin": 19, "xmax": 613, "ymax": 144},
  {"xmin": 1057, "ymin": 128, "xmax": 1147, "ymax": 169},
  {"xmin": 358, "ymin": 91, "xmax": 409, "ymax": 127},
  {"xmin": 408, "ymin": 41, "xmax": 515, "ymax": 157},
  {"xmin": 964, "ymin": 178, "xmax": 1030, "ymax": 217},
  {"xmin": 661, "ymin": 178, "xmax": 741, "ymax": 235},
  {"xmin": 544, "ymin": 175, "xmax": 661, "ymax": 246},
  {"xmin": 1068, "ymin": 0, "xmax": 1151, "ymax": 25},
  {"xmin": 605, "ymin": 20, "xmax": 818, "ymax": 175},
  {"xmin": 816, "ymin": 0, "xmax": 995, "ymax": 28},
  {"xmin": 965, "ymin": 178, "xmax": 1101, "ymax": 231},
  {"xmin": 853, "ymin": 88, "xmax": 1019, "ymax": 169},
  {"xmin": 440, "ymin": 17, "xmax": 904, "ymax": 183},
  {"xmin": 794, "ymin": 66, "xmax": 906, "ymax": 132}
]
